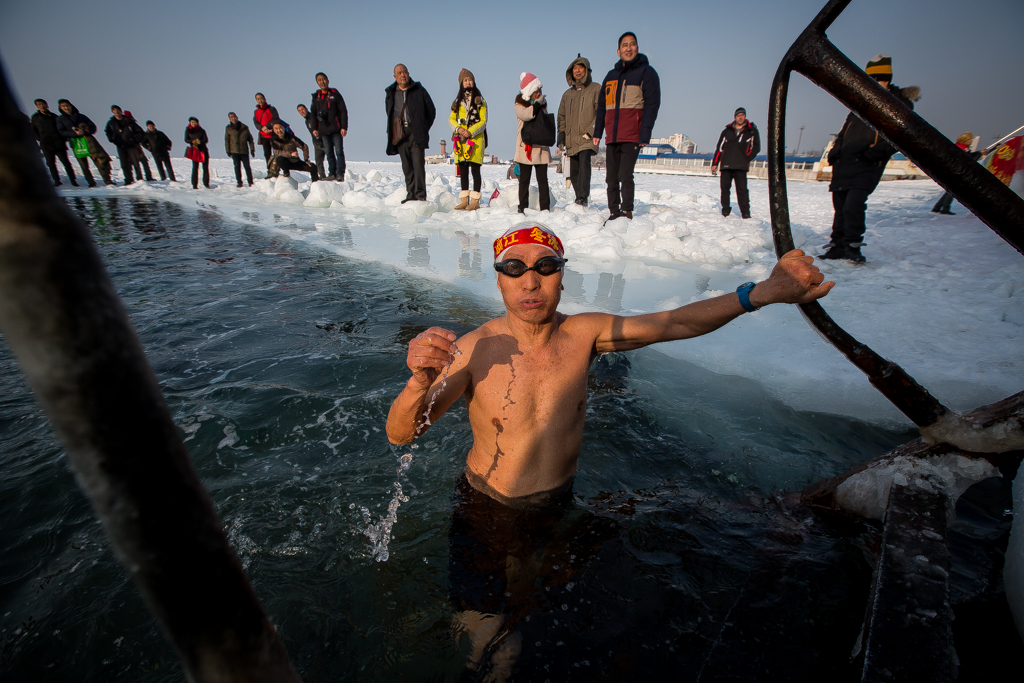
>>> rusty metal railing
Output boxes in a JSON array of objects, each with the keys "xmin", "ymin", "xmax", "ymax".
[
  {"xmin": 767, "ymin": 0, "xmax": 1024, "ymax": 428},
  {"xmin": 0, "ymin": 63, "xmax": 301, "ymax": 681}
]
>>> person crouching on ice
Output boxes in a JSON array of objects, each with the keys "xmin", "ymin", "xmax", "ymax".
[
  {"xmin": 268, "ymin": 121, "xmax": 319, "ymax": 181},
  {"xmin": 385, "ymin": 221, "xmax": 834, "ymax": 679}
]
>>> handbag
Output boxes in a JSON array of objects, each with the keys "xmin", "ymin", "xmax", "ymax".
[
  {"xmin": 391, "ymin": 99, "xmax": 408, "ymax": 146},
  {"xmin": 521, "ymin": 107, "xmax": 556, "ymax": 147},
  {"xmin": 71, "ymin": 137, "xmax": 91, "ymax": 159},
  {"xmin": 185, "ymin": 146, "xmax": 205, "ymax": 163}
]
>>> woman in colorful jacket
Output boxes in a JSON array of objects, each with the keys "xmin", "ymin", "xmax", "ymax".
[
  {"xmin": 449, "ymin": 68, "xmax": 487, "ymax": 211},
  {"xmin": 514, "ymin": 72, "xmax": 551, "ymax": 213},
  {"xmin": 184, "ymin": 117, "xmax": 210, "ymax": 189}
]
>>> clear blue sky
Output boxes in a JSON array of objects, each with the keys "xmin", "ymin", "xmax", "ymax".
[{"xmin": 3, "ymin": 0, "xmax": 1021, "ymax": 161}]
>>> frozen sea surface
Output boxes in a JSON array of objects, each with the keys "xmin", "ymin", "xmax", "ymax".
[{"xmin": 59, "ymin": 157, "xmax": 1024, "ymax": 425}]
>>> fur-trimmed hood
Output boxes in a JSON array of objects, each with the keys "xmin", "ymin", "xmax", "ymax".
[
  {"xmin": 565, "ymin": 55, "xmax": 593, "ymax": 88},
  {"xmin": 892, "ymin": 84, "xmax": 921, "ymax": 103}
]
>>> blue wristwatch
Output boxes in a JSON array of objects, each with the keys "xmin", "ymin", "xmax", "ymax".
[{"xmin": 736, "ymin": 282, "xmax": 759, "ymax": 312}]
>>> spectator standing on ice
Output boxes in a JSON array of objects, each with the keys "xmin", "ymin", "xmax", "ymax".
[
  {"xmin": 268, "ymin": 121, "xmax": 319, "ymax": 181},
  {"xmin": 385, "ymin": 64, "xmax": 436, "ymax": 203},
  {"xmin": 123, "ymin": 110, "xmax": 154, "ymax": 182},
  {"xmin": 56, "ymin": 99, "xmax": 111, "ymax": 186},
  {"xmin": 31, "ymin": 98, "xmax": 77, "ymax": 186},
  {"xmin": 514, "ymin": 72, "xmax": 552, "ymax": 213},
  {"xmin": 143, "ymin": 120, "xmax": 176, "ymax": 182},
  {"xmin": 449, "ymin": 68, "xmax": 488, "ymax": 211},
  {"xmin": 593, "ymin": 32, "xmax": 661, "ymax": 220},
  {"xmin": 932, "ymin": 131, "xmax": 986, "ymax": 215},
  {"xmin": 224, "ymin": 112, "xmax": 255, "ymax": 187},
  {"xmin": 297, "ymin": 103, "xmax": 326, "ymax": 180},
  {"xmin": 184, "ymin": 116, "xmax": 211, "ymax": 190},
  {"xmin": 824, "ymin": 54, "xmax": 920, "ymax": 263},
  {"xmin": 310, "ymin": 72, "xmax": 348, "ymax": 181},
  {"xmin": 105, "ymin": 105, "xmax": 142, "ymax": 185},
  {"xmin": 557, "ymin": 55, "xmax": 601, "ymax": 207},
  {"xmin": 253, "ymin": 93, "xmax": 279, "ymax": 165},
  {"xmin": 711, "ymin": 107, "xmax": 760, "ymax": 219}
]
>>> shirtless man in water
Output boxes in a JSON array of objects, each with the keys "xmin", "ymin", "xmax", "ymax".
[
  {"xmin": 386, "ymin": 222, "xmax": 834, "ymax": 496},
  {"xmin": 386, "ymin": 222, "xmax": 832, "ymax": 678}
]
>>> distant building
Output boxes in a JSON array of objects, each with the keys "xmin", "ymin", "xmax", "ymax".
[{"xmin": 649, "ymin": 133, "xmax": 696, "ymax": 154}]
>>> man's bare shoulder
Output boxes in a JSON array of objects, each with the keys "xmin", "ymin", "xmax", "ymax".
[{"xmin": 561, "ymin": 311, "xmax": 617, "ymax": 337}]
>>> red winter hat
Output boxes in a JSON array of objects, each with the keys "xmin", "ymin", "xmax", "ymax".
[
  {"xmin": 124, "ymin": 110, "xmax": 134, "ymax": 119},
  {"xmin": 519, "ymin": 72, "xmax": 542, "ymax": 98}
]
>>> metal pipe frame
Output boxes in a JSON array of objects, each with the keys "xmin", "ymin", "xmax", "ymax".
[
  {"xmin": 0, "ymin": 63, "xmax": 301, "ymax": 681},
  {"xmin": 768, "ymin": 0, "xmax": 1024, "ymax": 427}
]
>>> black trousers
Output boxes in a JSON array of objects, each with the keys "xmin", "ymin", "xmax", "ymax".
[
  {"xmin": 153, "ymin": 153, "xmax": 175, "ymax": 181},
  {"xmin": 312, "ymin": 142, "xmax": 326, "ymax": 180},
  {"xmin": 191, "ymin": 159, "xmax": 210, "ymax": 188},
  {"xmin": 605, "ymin": 142, "xmax": 641, "ymax": 213},
  {"xmin": 43, "ymin": 148, "xmax": 75, "ymax": 184},
  {"xmin": 397, "ymin": 138, "xmax": 426, "ymax": 200},
  {"xmin": 276, "ymin": 156, "xmax": 319, "ymax": 181},
  {"xmin": 829, "ymin": 187, "xmax": 871, "ymax": 247},
  {"xmin": 231, "ymin": 153, "xmax": 253, "ymax": 185},
  {"xmin": 459, "ymin": 161, "xmax": 481, "ymax": 192},
  {"xmin": 932, "ymin": 192, "xmax": 954, "ymax": 213},
  {"xmin": 131, "ymin": 147, "xmax": 154, "ymax": 181},
  {"xmin": 569, "ymin": 149, "xmax": 594, "ymax": 202},
  {"xmin": 518, "ymin": 163, "xmax": 550, "ymax": 211},
  {"xmin": 116, "ymin": 146, "xmax": 135, "ymax": 184},
  {"xmin": 259, "ymin": 139, "xmax": 273, "ymax": 163},
  {"xmin": 720, "ymin": 169, "xmax": 750, "ymax": 216}
]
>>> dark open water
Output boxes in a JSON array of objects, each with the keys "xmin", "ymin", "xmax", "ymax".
[{"xmin": 0, "ymin": 197, "xmax": 1016, "ymax": 681}]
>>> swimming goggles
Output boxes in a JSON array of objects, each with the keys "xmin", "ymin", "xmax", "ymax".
[{"xmin": 493, "ymin": 256, "xmax": 567, "ymax": 277}]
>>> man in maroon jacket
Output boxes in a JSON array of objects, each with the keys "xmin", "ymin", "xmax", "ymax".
[
  {"xmin": 592, "ymin": 32, "xmax": 661, "ymax": 221},
  {"xmin": 252, "ymin": 92, "xmax": 279, "ymax": 165},
  {"xmin": 310, "ymin": 72, "xmax": 348, "ymax": 180}
]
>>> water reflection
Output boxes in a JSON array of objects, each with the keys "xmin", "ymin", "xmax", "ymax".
[
  {"xmin": 593, "ymin": 273, "xmax": 625, "ymax": 311},
  {"xmin": 408, "ymin": 236, "xmax": 430, "ymax": 268},
  {"xmin": 455, "ymin": 231, "xmax": 483, "ymax": 280}
]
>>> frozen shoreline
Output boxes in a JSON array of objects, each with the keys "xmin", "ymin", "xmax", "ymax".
[{"xmin": 60, "ymin": 157, "xmax": 1024, "ymax": 426}]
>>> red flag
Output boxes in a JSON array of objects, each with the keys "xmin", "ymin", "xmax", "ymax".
[{"xmin": 986, "ymin": 136, "xmax": 1024, "ymax": 185}]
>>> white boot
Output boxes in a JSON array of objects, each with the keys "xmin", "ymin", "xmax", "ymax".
[
  {"xmin": 454, "ymin": 190, "xmax": 470, "ymax": 210},
  {"xmin": 467, "ymin": 191, "xmax": 482, "ymax": 211}
]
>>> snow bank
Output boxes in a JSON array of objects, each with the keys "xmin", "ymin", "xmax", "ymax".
[{"xmin": 59, "ymin": 158, "xmax": 1024, "ymax": 426}]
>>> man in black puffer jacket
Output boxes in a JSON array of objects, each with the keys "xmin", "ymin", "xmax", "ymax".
[
  {"xmin": 823, "ymin": 54, "xmax": 920, "ymax": 263},
  {"xmin": 105, "ymin": 105, "xmax": 144, "ymax": 184},
  {"xmin": 310, "ymin": 72, "xmax": 348, "ymax": 180},
  {"xmin": 385, "ymin": 64, "xmax": 435, "ymax": 202},
  {"xmin": 712, "ymin": 107, "xmax": 760, "ymax": 218},
  {"xmin": 31, "ymin": 99, "xmax": 77, "ymax": 186}
]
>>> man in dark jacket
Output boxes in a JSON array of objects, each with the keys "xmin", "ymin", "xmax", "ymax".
[
  {"xmin": 824, "ymin": 54, "xmax": 920, "ymax": 263},
  {"xmin": 105, "ymin": 105, "xmax": 143, "ymax": 184},
  {"xmin": 143, "ymin": 120, "xmax": 176, "ymax": 182},
  {"xmin": 253, "ymin": 93, "xmax": 279, "ymax": 165},
  {"xmin": 593, "ymin": 32, "xmax": 661, "ymax": 220},
  {"xmin": 385, "ymin": 64, "xmax": 436, "ymax": 202},
  {"xmin": 310, "ymin": 72, "xmax": 348, "ymax": 180},
  {"xmin": 123, "ymin": 111, "xmax": 154, "ymax": 182},
  {"xmin": 224, "ymin": 112, "xmax": 255, "ymax": 187},
  {"xmin": 297, "ymin": 103, "xmax": 326, "ymax": 180},
  {"xmin": 558, "ymin": 55, "xmax": 601, "ymax": 206},
  {"xmin": 57, "ymin": 99, "xmax": 110, "ymax": 186},
  {"xmin": 711, "ymin": 108, "xmax": 760, "ymax": 219},
  {"xmin": 31, "ymin": 99, "xmax": 77, "ymax": 186}
]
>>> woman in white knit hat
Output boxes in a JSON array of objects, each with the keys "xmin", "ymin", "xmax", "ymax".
[{"xmin": 514, "ymin": 71, "xmax": 551, "ymax": 213}]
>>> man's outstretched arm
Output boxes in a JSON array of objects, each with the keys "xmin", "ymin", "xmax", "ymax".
[
  {"xmin": 386, "ymin": 327, "xmax": 469, "ymax": 444},
  {"xmin": 592, "ymin": 249, "xmax": 834, "ymax": 353}
]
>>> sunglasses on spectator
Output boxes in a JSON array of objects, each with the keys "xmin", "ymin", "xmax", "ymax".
[{"xmin": 493, "ymin": 256, "xmax": 567, "ymax": 277}]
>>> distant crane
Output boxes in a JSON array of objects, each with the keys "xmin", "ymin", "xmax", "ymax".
[{"xmin": 795, "ymin": 125, "xmax": 806, "ymax": 155}]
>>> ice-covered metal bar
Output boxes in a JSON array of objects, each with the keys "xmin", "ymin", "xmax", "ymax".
[
  {"xmin": 0, "ymin": 64, "xmax": 301, "ymax": 682},
  {"xmin": 766, "ymin": 0, "xmax": 1024, "ymax": 427}
]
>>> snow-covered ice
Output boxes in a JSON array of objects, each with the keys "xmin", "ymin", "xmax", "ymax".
[{"xmin": 60, "ymin": 157, "xmax": 1024, "ymax": 427}]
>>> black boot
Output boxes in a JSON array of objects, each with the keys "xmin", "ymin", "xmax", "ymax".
[
  {"xmin": 820, "ymin": 244, "xmax": 847, "ymax": 260},
  {"xmin": 722, "ymin": 206, "xmax": 731, "ymax": 217},
  {"xmin": 846, "ymin": 246, "xmax": 866, "ymax": 263}
]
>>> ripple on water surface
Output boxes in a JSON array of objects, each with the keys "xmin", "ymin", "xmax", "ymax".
[{"xmin": 1, "ymin": 197, "xmax": 1009, "ymax": 681}]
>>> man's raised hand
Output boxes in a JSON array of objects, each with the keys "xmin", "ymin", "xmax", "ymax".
[
  {"xmin": 406, "ymin": 327, "xmax": 458, "ymax": 388},
  {"xmin": 750, "ymin": 249, "xmax": 835, "ymax": 307}
]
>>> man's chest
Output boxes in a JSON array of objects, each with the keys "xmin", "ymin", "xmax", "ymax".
[{"xmin": 468, "ymin": 340, "xmax": 592, "ymax": 417}]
